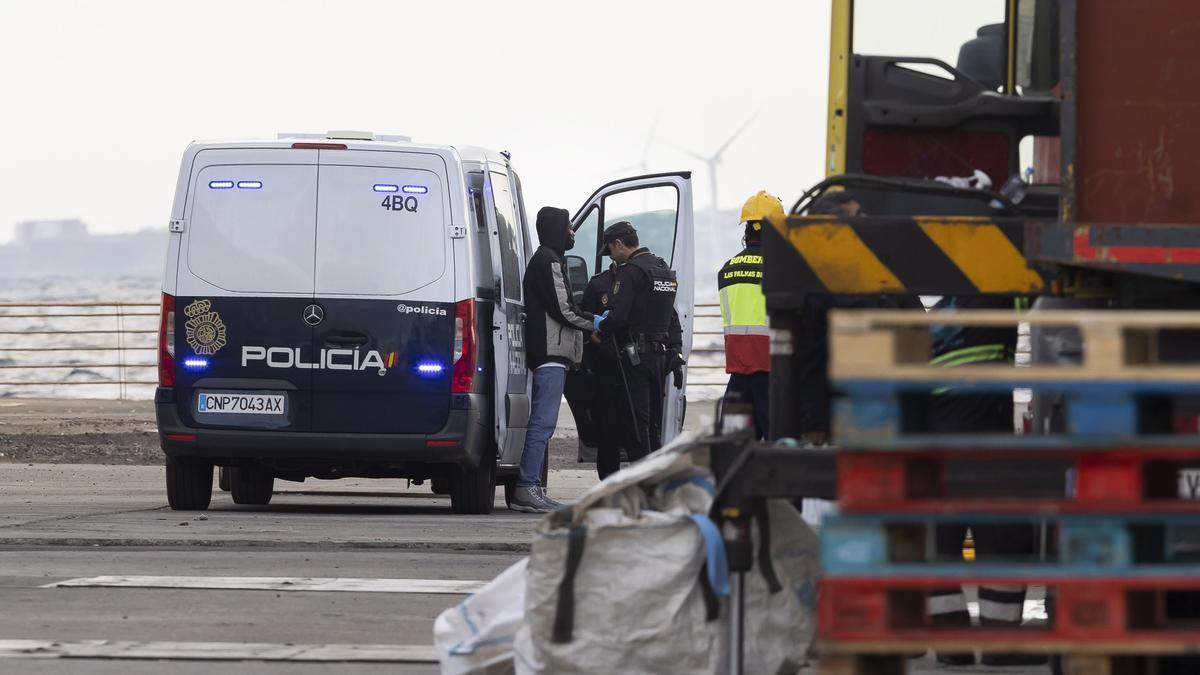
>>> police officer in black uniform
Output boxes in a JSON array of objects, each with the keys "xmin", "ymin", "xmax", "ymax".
[
  {"xmin": 594, "ymin": 221, "xmax": 682, "ymax": 460},
  {"xmin": 580, "ymin": 262, "xmax": 628, "ymax": 479}
]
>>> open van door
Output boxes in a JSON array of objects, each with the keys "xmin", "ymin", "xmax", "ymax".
[
  {"xmin": 482, "ymin": 168, "xmax": 530, "ymax": 467},
  {"xmin": 570, "ymin": 172, "xmax": 694, "ymax": 445}
]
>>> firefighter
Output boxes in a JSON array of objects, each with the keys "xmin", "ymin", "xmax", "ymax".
[
  {"xmin": 718, "ymin": 190, "xmax": 781, "ymax": 439},
  {"xmin": 927, "ymin": 295, "xmax": 1045, "ymax": 668},
  {"xmin": 594, "ymin": 221, "xmax": 682, "ymax": 458}
]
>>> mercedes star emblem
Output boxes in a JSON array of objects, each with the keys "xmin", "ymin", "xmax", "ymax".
[{"xmin": 302, "ymin": 304, "xmax": 324, "ymax": 326}]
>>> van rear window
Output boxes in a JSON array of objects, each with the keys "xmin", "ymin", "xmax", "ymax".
[
  {"xmin": 186, "ymin": 164, "xmax": 318, "ymax": 294},
  {"xmin": 313, "ymin": 165, "xmax": 446, "ymax": 296}
]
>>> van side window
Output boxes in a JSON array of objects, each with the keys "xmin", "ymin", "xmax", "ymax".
[
  {"xmin": 467, "ymin": 173, "xmax": 494, "ymax": 291},
  {"xmin": 491, "ymin": 171, "xmax": 523, "ymax": 302},
  {"xmin": 511, "ymin": 170, "xmax": 533, "ymax": 259},
  {"xmin": 601, "ymin": 184, "xmax": 680, "ymax": 268}
]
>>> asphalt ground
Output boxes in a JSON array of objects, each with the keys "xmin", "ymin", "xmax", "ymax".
[{"xmin": 0, "ymin": 399, "xmax": 1055, "ymax": 674}]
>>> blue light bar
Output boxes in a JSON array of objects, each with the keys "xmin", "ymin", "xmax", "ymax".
[
  {"xmin": 402, "ymin": 185, "xmax": 429, "ymax": 194},
  {"xmin": 208, "ymin": 180, "xmax": 234, "ymax": 189},
  {"xmin": 237, "ymin": 180, "xmax": 263, "ymax": 189},
  {"xmin": 373, "ymin": 184, "xmax": 399, "ymax": 193},
  {"xmin": 415, "ymin": 361, "xmax": 444, "ymax": 376},
  {"xmin": 183, "ymin": 357, "xmax": 209, "ymax": 370}
]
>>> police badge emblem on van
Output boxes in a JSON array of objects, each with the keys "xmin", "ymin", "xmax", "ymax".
[{"xmin": 184, "ymin": 299, "xmax": 228, "ymax": 356}]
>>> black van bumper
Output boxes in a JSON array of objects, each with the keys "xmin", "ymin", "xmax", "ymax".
[{"xmin": 156, "ymin": 389, "xmax": 490, "ymax": 470}]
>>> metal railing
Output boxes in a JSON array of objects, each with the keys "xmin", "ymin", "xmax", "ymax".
[
  {"xmin": 688, "ymin": 302, "xmax": 728, "ymax": 388},
  {"xmin": 0, "ymin": 301, "xmax": 730, "ymax": 399},
  {"xmin": 0, "ymin": 301, "xmax": 160, "ymax": 399}
]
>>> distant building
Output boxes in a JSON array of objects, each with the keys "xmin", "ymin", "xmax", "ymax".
[
  {"xmin": 15, "ymin": 219, "xmax": 89, "ymax": 242},
  {"xmin": 0, "ymin": 221, "xmax": 165, "ymax": 279}
]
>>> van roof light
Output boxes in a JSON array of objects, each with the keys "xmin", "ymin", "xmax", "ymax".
[
  {"xmin": 291, "ymin": 142, "xmax": 348, "ymax": 150},
  {"xmin": 326, "ymin": 130, "xmax": 375, "ymax": 141}
]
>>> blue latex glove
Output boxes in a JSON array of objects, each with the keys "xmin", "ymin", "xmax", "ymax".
[{"xmin": 592, "ymin": 311, "xmax": 609, "ymax": 332}]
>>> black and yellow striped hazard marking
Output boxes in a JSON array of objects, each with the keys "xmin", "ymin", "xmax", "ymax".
[{"xmin": 763, "ymin": 214, "xmax": 1045, "ymax": 295}]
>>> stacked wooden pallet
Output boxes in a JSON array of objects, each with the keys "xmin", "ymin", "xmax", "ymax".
[{"xmin": 816, "ymin": 310, "xmax": 1200, "ymax": 675}]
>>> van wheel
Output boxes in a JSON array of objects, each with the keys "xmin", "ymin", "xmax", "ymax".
[
  {"xmin": 218, "ymin": 467, "xmax": 231, "ymax": 492},
  {"xmin": 431, "ymin": 477, "xmax": 450, "ymax": 495},
  {"xmin": 503, "ymin": 447, "xmax": 548, "ymax": 509},
  {"xmin": 450, "ymin": 452, "xmax": 496, "ymax": 515},
  {"xmin": 229, "ymin": 465, "xmax": 274, "ymax": 505},
  {"xmin": 166, "ymin": 456, "xmax": 213, "ymax": 511}
]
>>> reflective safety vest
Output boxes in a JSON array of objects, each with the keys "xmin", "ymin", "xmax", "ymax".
[
  {"xmin": 930, "ymin": 296, "xmax": 1028, "ymax": 368},
  {"xmin": 718, "ymin": 246, "xmax": 769, "ymax": 374}
]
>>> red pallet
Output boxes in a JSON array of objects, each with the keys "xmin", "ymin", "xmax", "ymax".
[
  {"xmin": 818, "ymin": 576, "xmax": 1200, "ymax": 646},
  {"xmin": 837, "ymin": 447, "xmax": 1200, "ymax": 513},
  {"xmin": 817, "ymin": 654, "xmax": 1200, "ymax": 675}
]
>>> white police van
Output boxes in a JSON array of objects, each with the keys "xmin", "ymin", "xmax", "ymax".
[{"xmin": 156, "ymin": 131, "xmax": 694, "ymax": 514}]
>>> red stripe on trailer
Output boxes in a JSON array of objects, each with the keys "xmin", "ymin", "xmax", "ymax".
[{"xmin": 1073, "ymin": 226, "xmax": 1200, "ymax": 265}]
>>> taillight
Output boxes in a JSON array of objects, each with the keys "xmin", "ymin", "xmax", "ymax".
[
  {"xmin": 452, "ymin": 299, "xmax": 476, "ymax": 393},
  {"xmin": 159, "ymin": 293, "xmax": 176, "ymax": 387}
]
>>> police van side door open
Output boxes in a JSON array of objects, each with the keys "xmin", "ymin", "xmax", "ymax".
[
  {"xmin": 570, "ymin": 172, "xmax": 695, "ymax": 444},
  {"xmin": 482, "ymin": 168, "xmax": 530, "ymax": 466}
]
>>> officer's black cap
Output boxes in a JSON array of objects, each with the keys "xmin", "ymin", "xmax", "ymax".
[{"xmin": 601, "ymin": 221, "xmax": 637, "ymax": 255}]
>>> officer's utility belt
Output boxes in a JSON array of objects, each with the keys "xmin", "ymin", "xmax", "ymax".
[{"xmin": 631, "ymin": 333, "xmax": 670, "ymax": 354}]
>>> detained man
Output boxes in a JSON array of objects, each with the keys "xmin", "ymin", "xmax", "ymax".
[{"xmin": 511, "ymin": 207, "xmax": 604, "ymax": 513}]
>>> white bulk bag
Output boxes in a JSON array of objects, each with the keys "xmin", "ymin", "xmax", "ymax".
[
  {"xmin": 514, "ymin": 433, "xmax": 730, "ymax": 675},
  {"xmin": 434, "ymin": 558, "xmax": 528, "ymax": 675}
]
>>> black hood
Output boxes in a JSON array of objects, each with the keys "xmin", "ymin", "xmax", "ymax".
[{"xmin": 536, "ymin": 206, "xmax": 571, "ymax": 252}]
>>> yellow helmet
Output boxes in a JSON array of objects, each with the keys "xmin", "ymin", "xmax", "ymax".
[{"xmin": 739, "ymin": 191, "xmax": 784, "ymax": 231}]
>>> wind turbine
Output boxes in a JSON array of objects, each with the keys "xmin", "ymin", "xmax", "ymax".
[
  {"xmin": 673, "ymin": 111, "xmax": 760, "ymax": 226},
  {"xmin": 613, "ymin": 114, "xmax": 660, "ymax": 175}
]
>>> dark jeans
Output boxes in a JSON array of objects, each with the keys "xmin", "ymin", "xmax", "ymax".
[{"xmin": 725, "ymin": 371, "xmax": 770, "ymax": 440}]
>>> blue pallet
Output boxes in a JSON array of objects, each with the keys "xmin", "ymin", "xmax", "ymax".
[
  {"xmin": 833, "ymin": 379, "xmax": 1200, "ymax": 446},
  {"xmin": 821, "ymin": 512, "xmax": 1200, "ymax": 578}
]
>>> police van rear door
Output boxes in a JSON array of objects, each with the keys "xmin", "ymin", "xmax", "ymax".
[
  {"xmin": 174, "ymin": 148, "xmax": 319, "ymax": 432},
  {"xmin": 309, "ymin": 150, "xmax": 455, "ymax": 434},
  {"xmin": 571, "ymin": 172, "xmax": 695, "ymax": 443},
  {"xmin": 482, "ymin": 168, "xmax": 530, "ymax": 465}
]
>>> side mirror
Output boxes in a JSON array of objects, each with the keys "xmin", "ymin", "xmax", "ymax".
[{"xmin": 565, "ymin": 255, "xmax": 588, "ymax": 306}]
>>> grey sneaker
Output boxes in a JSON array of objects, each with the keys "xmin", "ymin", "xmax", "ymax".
[
  {"xmin": 540, "ymin": 488, "xmax": 564, "ymax": 509},
  {"xmin": 508, "ymin": 485, "xmax": 553, "ymax": 513}
]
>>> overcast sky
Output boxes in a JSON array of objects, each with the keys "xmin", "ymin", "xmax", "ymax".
[{"xmin": 0, "ymin": 0, "xmax": 1000, "ymax": 244}]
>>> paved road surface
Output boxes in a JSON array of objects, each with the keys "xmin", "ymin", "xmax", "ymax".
[
  {"xmin": 0, "ymin": 463, "xmax": 1058, "ymax": 674},
  {"xmin": 0, "ymin": 395, "xmax": 1053, "ymax": 674},
  {"xmin": 0, "ymin": 464, "xmax": 575, "ymax": 674}
]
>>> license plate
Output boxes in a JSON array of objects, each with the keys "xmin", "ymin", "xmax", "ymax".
[
  {"xmin": 197, "ymin": 392, "xmax": 286, "ymax": 415},
  {"xmin": 1179, "ymin": 469, "xmax": 1200, "ymax": 500}
]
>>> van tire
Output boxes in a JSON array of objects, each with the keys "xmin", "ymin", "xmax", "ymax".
[
  {"xmin": 503, "ymin": 446, "xmax": 548, "ymax": 509},
  {"xmin": 450, "ymin": 452, "xmax": 496, "ymax": 515},
  {"xmin": 218, "ymin": 467, "xmax": 231, "ymax": 492},
  {"xmin": 431, "ymin": 477, "xmax": 450, "ymax": 495},
  {"xmin": 230, "ymin": 466, "xmax": 274, "ymax": 505},
  {"xmin": 166, "ymin": 456, "xmax": 213, "ymax": 511}
]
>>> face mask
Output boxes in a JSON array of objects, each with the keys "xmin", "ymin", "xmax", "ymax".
[{"xmin": 564, "ymin": 227, "xmax": 575, "ymax": 251}]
